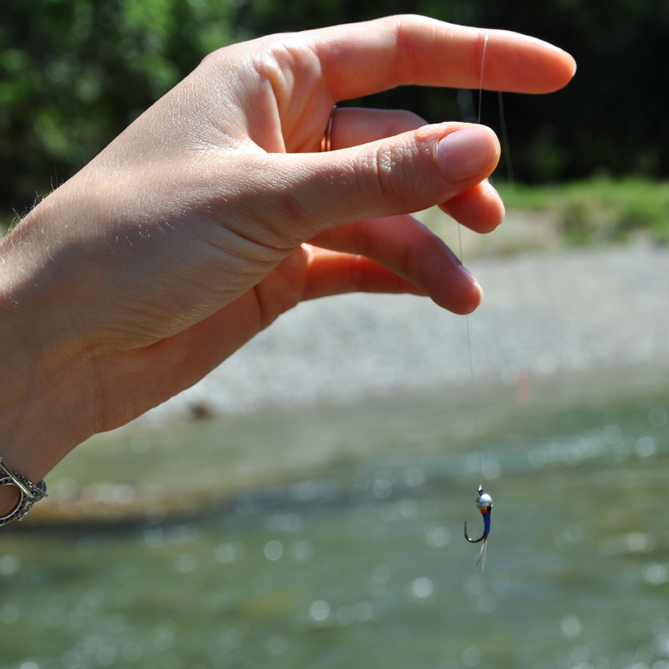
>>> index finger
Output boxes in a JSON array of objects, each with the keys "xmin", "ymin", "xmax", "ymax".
[{"xmin": 308, "ymin": 15, "xmax": 576, "ymax": 101}]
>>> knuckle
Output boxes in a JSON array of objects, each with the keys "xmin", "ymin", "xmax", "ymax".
[
  {"xmin": 369, "ymin": 138, "xmax": 427, "ymax": 209},
  {"xmin": 391, "ymin": 14, "xmax": 437, "ymax": 84}
]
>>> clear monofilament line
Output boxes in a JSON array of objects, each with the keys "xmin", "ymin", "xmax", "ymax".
[
  {"xmin": 477, "ymin": 32, "xmax": 489, "ymax": 125},
  {"xmin": 455, "ymin": 223, "xmax": 482, "ymax": 484}
]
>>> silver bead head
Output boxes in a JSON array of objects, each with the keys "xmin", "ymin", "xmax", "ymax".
[{"xmin": 476, "ymin": 492, "xmax": 493, "ymax": 510}]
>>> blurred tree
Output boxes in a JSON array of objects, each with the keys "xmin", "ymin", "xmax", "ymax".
[
  {"xmin": 2, "ymin": 0, "xmax": 669, "ymax": 215},
  {"xmin": 0, "ymin": 0, "xmax": 237, "ymax": 214}
]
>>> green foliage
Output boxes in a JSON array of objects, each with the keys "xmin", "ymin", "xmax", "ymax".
[
  {"xmin": 496, "ymin": 178, "xmax": 669, "ymax": 244},
  {"xmin": 0, "ymin": 0, "xmax": 237, "ymax": 211}
]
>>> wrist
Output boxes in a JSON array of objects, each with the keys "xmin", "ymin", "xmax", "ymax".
[
  {"xmin": 0, "ymin": 215, "xmax": 99, "ymax": 487},
  {"xmin": 0, "ymin": 457, "xmax": 48, "ymax": 525}
]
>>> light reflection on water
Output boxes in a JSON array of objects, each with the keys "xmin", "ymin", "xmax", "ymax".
[{"xmin": 2, "ymin": 379, "xmax": 669, "ymax": 669}]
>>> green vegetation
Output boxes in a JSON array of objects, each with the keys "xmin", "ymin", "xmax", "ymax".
[
  {"xmin": 1, "ymin": 0, "xmax": 240, "ymax": 214},
  {"xmin": 420, "ymin": 177, "xmax": 669, "ymax": 255},
  {"xmin": 495, "ymin": 178, "xmax": 669, "ymax": 245},
  {"xmin": 0, "ymin": 213, "xmax": 12, "ymax": 237}
]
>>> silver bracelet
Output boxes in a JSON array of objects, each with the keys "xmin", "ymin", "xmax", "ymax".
[{"xmin": 0, "ymin": 456, "xmax": 47, "ymax": 526}]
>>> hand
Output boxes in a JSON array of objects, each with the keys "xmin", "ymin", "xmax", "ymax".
[{"xmin": 0, "ymin": 15, "xmax": 575, "ymax": 483}]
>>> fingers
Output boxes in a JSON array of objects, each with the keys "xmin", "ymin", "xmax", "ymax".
[
  {"xmin": 308, "ymin": 215, "xmax": 482, "ymax": 315},
  {"xmin": 329, "ymin": 107, "xmax": 427, "ymax": 149},
  {"xmin": 308, "ymin": 15, "xmax": 576, "ymax": 101},
  {"xmin": 440, "ymin": 181, "xmax": 505, "ymax": 234}
]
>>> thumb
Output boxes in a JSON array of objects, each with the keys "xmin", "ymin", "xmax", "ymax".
[{"xmin": 253, "ymin": 123, "xmax": 500, "ymax": 242}]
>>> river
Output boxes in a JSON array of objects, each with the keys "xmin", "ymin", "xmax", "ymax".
[{"xmin": 2, "ymin": 364, "xmax": 669, "ymax": 669}]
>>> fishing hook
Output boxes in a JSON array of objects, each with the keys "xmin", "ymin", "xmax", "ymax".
[{"xmin": 464, "ymin": 485, "xmax": 493, "ymax": 569}]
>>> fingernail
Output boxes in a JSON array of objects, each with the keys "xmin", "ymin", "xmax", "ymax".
[{"xmin": 438, "ymin": 127, "xmax": 499, "ymax": 181}]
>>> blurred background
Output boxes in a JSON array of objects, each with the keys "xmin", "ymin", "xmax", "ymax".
[{"xmin": 2, "ymin": 1, "xmax": 669, "ymax": 669}]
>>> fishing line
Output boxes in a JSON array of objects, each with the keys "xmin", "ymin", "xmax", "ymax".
[
  {"xmin": 456, "ymin": 30, "xmax": 489, "ymax": 481},
  {"xmin": 458, "ymin": 31, "xmax": 495, "ymax": 569},
  {"xmin": 477, "ymin": 34, "xmax": 489, "ymax": 127}
]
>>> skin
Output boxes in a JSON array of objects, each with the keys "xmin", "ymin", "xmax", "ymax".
[{"xmin": 0, "ymin": 15, "xmax": 575, "ymax": 515}]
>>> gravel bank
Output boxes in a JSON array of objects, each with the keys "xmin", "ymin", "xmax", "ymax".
[{"xmin": 144, "ymin": 242, "xmax": 669, "ymax": 422}]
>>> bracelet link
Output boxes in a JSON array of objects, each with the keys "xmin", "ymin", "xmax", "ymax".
[{"xmin": 0, "ymin": 456, "xmax": 48, "ymax": 527}]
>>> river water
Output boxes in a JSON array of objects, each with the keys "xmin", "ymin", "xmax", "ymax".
[{"xmin": 2, "ymin": 367, "xmax": 669, "ymax": 669}]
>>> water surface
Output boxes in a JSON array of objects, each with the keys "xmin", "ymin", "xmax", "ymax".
[{"xmin": 2, "ymin": 367, "xmax": 669, "ymax": 669}]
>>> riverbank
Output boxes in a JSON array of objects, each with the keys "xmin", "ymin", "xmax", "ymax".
[{"xmin": 140, "ymin": 237, "xmax": 669, "ymax": 423}]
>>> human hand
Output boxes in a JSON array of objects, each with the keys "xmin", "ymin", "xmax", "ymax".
[{"xmin": 0, "ymin": 15, "xmax": 575, "ymax": 482}]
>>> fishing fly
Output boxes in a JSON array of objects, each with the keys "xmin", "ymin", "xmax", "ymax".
[{"xmin": 464, "ymin": 485, "xmax": 493, "ymax": 570}]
